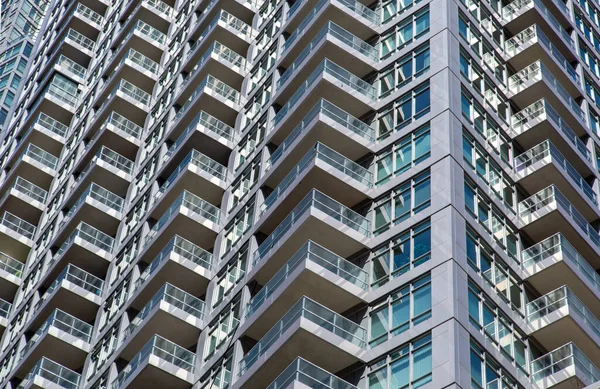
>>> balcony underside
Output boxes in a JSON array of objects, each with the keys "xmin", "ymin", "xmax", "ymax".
[
  {"xmin": 178, "ymin": 55, "xmax": 245, "ymax": 104},
  {"xmin": 116, "ymin": 357, "xmax": 194, "ymax": 389},
  {"xmin": 76, "ymin": 126, "xmax": 140, "ymax": 170},
  {"xmin": 185, "ymin": 24, "xmax": 250, "ymax": 72},
  {"xmin": 164, "ymin": 126, "xmax": 233, "ymax": 169},
  {"xmin": 42, "ymin": 242, "xmax": 111, "ymax": 287},
  {"xmin": 68, "ymin": 163, "xmax": 131, "ymax": 207},
  {"xmin": 54, "ymin": 202, "xmax": 120, "ymax": 244},
  {"xmin": 0, "ymin": 228, "xmax": 32, "ymax": 263},
  {"xmin": 1, "ymin": 189, "xmax": 45, "ymax": 225},
  {"xmin": 0, "ymin": 271, "xmax": 19, "ymax": 301}
]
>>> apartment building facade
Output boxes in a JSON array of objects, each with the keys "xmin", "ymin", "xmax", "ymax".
[{"xmin": 0, "ymin": 0, "xmax": 595, "ymax": 387}]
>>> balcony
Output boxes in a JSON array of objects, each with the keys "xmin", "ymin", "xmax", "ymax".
[
  {"xmin": 164, "ymin": 110, "xmax": 237, "ymax": 166},
  {"xmin": 0, "ymin": 177, "xmax": 48, "ymax": 225},
  {"xmin": 236, "ymin": 296, "xmax": 365, "ymax": 389},
  {"xmin": 111, "ymin": 335, "xmax": 195, "ymax": 389},
  {"xmin": 16, "ymin": 357, "xmax": 81, "ymax": 389},
  {"xmin": 264, "ymin": 358, "xmax": 358, "ymax": 389},
  {"xmin": 55, "ymin": 54, "xmax": 87, "ymax": 83},
  {"xmin": 509, "ymin": 99, "xmax": 593, "ymax": 176},
  {"xmin": 0, "ymin": 298, "xmax": 10, "ymax": 333},
  {"xmin": 241, "ymin": 240, "xmax": 367, "ymax": 340},
  {"xmin": 514, "ymin": 140, "xmax": 598, "ymax": 219},
  {"xmin": 527, "ymin": 286, "xmax": 600, "ymax": 364},
  {"xmin": 121, "ymin": 20, "xmax": 166, "ymax": 62},
  {"xmin": 43, "ymin": 222, "xmax": 114, "ymax": 286},
  {"xmin": 257, "ymin": 142, "xmax": 372, "ymax": 234},
  {"xmin": 3, "ymin": 144, "xmax": 58, "ymax": 191},
  {"xmin": 178, "ymin": 41, "xmax": 247, "ymax": 102},
  {"xmin": 518, "ymin": 185, "xmax": 600, "ymax": 267},
  {"xmin": 173, "ymin": 74, "xmax": 240, "ymax": 130},
  {"xmin": 127, "ymin": 235, "xmax": 212, "ymax": 313},
  {"xmin": 0, "ymin": 251, "xmax": 23, "ymax": 301},
  {"xmin": 12, "ymin": 113, "xmax": 68, "ymax": 162},
  {"xmin": 138, "ymin": 0, "xmax": 174, "ymax": 31},
  {"xmin": 507, "ymin": 61, "xmax": 585, "ymax": 133},
  {"xmin": 28, "ymin": 73, "xmax": 79, "ymax": 124},
  {"xmin": 502, "ymin": 0, "xmax": 575, "ymax": 60},
  {"xmin": 283, "ymin": 0, "xmax": 379, "ymax": 39},
  {"xmin": 249, "ymin": 189, "xmax": 370, "ymax": 285},
  {"xmin": 77, "ymin": 112, "xmax": 142, "ymax": 168},
  {"xmin": 14, "ymin": 309, "xmax": 91, "ymax": 379},
  {"xmin": 531, "ymin": 343, "xmax": 600, "ymax": 388},
  {"xmin": 116, "ymin": 283, "xmax": 203, "ymax": 361},
  {"xmin": 185, "ymin": 10, "xmax": 253, "ymax": 67},
  {"xmin": 153, "ymin": 149, "xmax": 227, "ymax": 214},
  {"xmin": 271, "ymin": 59, "xmax": 376, "ymax": 141},
  {"xmin": 72, "ymin": 3, "xmax": 103, "ymax": 35},
  {"xmin": 98, "ymin": 79, "xmax": 151, "ymax": 124},
  {"xmin": 143, "ymin": 190, "xmax": 219, "ymax": 262},
  {"xmin": 276, "ymin": 21, "xmax": 378, "ymax": 101},
  {"xmin": 504, "ymin": 25, "xmax": 580, "ymax": 96},
  {"xmin": 63, "ymin": 29, "xmax": 95, "ymax": 61},
  {"xmin": 0, "ymin": 212, "xmax": 36, "ymax": 259},
  {"xmin": 523, "ymin": 234, "xmax": 600, "ymax": 318},
  {"xmin": 69, "ymin": 146, "xmax": 133, "ymax": 202}
]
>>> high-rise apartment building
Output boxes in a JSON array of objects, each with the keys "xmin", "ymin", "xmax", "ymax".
[{"xmin": 0, "ymin": 0, "xmax": 597, "ymax": 388}]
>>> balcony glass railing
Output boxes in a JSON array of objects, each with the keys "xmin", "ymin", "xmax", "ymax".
[
  {"xmin": 23, "ymin": 143, "xmax": 58, "ymax": 170},
  {"xmin": 246, "ymin": 240, "xmax": 367, "ymax": 318},
  {"xmin": 112, "ymin": 335, "xmax": 195, "ymax": 389},
  {"xmin": 47, "ymin": 264, "xmax": 103, "ymax": 297},
  {"xmin": 171, "ymin": 111, "xmax": 236, "ymax": 149},
  {"xmin": 55, "ymin": 222, "xmax": 114, "ymax": 258},
  {"xmin": 105, "ymin": 111, "xmax": 142, "ymax": 139},
  {"xmin": 75, "ymin": 2, "xmax": 103, "ymax": 24},
  {"xmin": 84, "ymin": 146, "xmax": 134, "ymax": 176},
  {"xmin": 36, "ymin": 112, "xmax": 69, "ymax": 138},
  {"xmin": 505, "ymin": 25, "xmax": 579, "ymax": 84},
  {"xmin": 123, "ymin": 283, "xmax": 204, "ymax": 340},
  {"xmin": 274, "ymin": 59, "xmax": 376, "ymax": 126},
  {"xmin": 20, "ymin": 309, "xmax": 92, "ymax": 359},
  {"xmin": 17, "ymin": 358, "xmax": 80, "ymax": 389},
  {"xmin": 126, "ymin": 48, "xmax": 159, "ymax": 75},
  {"xmin": 522, "ymin": 233, "xmax": 600, "ymax": 292},
  {"xmin": 528, "ymin": 286, "xmax": 600, "ymax": 338},
  {"xmin": 147, "ymin": 190, "xmax": 219, "ymax": 243},
  {"xmin": 268, "ymin": 101, "xmax": 373, "ymax": 166},
  {"xmin": 66, "ymin": 29, "xmax": 95, "ymax": 51},
  {"xmin": 279, "ymin": 22, "xmax": 377, "ymax": 88},
  {"xmin": 13, "ymin": 176, "xmax": 47, "ymax": 203},
  {"xmin": 239, "ymin": 297, "xmax": 366, "ymax": 375},
  {"xmin": 144, "ymin": 0, "xmax": 173, "ymax": 15},
  {"xmin": 519, "ymin": 185, "xmax": 600, "ymax": 249},
  {"xmin": 1, "ymin": 211, "xmax": 35, "ymax": 239},
  {"xmin": 511, "ymin": 99, "xmax": 591, "ymax": 163},
  {"xmin": 157, "ymin": 149, "xmax": 226, "ymax": 199},
  {"xmin": 287, "ymin": 0, "xmax": 379, "ymax": 24},
  {"xmin": 263, "ymin": 143, "xmax": 372, "ymax": 214},
  {"xmin": 56, "ymin": 55, "xmax": 86, "ymax": 79},
  {"xmin": 175, "ymin": 75, "xmax": 240, "ymax": 121},
  {"xmin": 135, "ymin": 235, "xmax": 212, "ymax": 290},
  {"xmin": 502, "ymin": 0, "xmax": 573, "ymax": 47},
  {"xmin": 514, "ymin": 140, "xmax": 597, "ymax": 205},
  {"xmin": 116, "ymin": 79, "xmax": 151, "ymax": 106},
  {"xmin": 46, "ymin": 76, "xmax": 79, "ymax": 106},
  {"xmin": 64, "ymin": 183, "xmax": 124, "ymax": 222},
  {"xmin": 0, "ymin": 251, "xmax": 23, "ymax": 278},
  {"xmin": 266, "ymin": 358, "xmax": 358, "ymax": 389},
  {"xmin": 253, "ymin": 189, "xmax": 370, "ymax": 266},
  {"xmin": 508, "ymin": 61, "xmax": 584, "ymax": 121},
  {"xmin": 134, "ymin": 19, "xmax": 166, "ymax": 45},
  {"xmin": 531, "ymin": 343, "xmax": 600, "ymax": 384},
  {"xmin": 181, "ymin": 41, "xmax": 247, "ymax": 90},
  {"xmin": 0, "ymin": 298, "xmax": 11, "ymax": 319}
]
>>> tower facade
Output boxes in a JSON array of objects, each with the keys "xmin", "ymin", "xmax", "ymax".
[{"xmin": 0, "ymin": 0, "xmax": 595, "ymax": 388}]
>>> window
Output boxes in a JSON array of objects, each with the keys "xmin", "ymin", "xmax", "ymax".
[
  {"xmin": 212, "ymin": 245, "xmax": 248, "ymax": 308},
  {"xmin": 376, "ymin": 82, "xmax": 430, "ymax": 139},
  {"xmin": 378, "ymin": 44, "xmax": 430, "ymax": 97},
  {"xmin": 379, "ymin": 8, "xmax": 430, "ymax": 58},
  {"xmin": 369, "ymin": 274, "xmax": 431, "ymax": 346},
  {"xmin": 373, "ymin": 171, "xmax": 431, "ymax": 235},
  {"xmin": 466, "ymin": 228, "xmax": 523, "ymax": 311},
  {"xmin": 229, "ymin": 158, "xmax": 261, "ymax": 211},
  {"xmin": 200, "ymin": 351, "xmax": 233, "ymax": 389},
  {"xmin": 370, "ymin": 220, "xmax": 431, "ymax": 288},
  {"xmin": 462, "ymin": 130, "xmax": 515, "ymax": 210},
  {"xmin": 222, "ymin": 198, "xmax": 255, "ymax": 255},
  {"xmin": 368, "ymin": 334, "xmax": 433, "ymax": 388},
  {"xmin": 204, "ymin": 297, "xmax": 241, "ymax": 360},
  {"xmin": 464, "ymin": 179, "xmax": 519, "ymax": 261},
  {"xmin": 376, "ymin": 123, "xmax": 430, "ymax": 184},
  {"xmin": 470, "ymin": 340, "xmax": 520, "ymax": 389},
  {"xmin": 468, "ymin": 282, "xmax": 528, "ymax": 373},
  {"xmin": 381, "ymin": 0, "xmax": 426, "ymax": 24}
]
